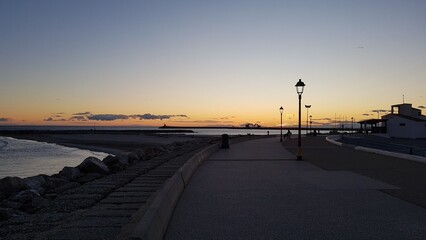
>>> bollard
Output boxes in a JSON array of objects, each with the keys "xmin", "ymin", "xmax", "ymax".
[{"xmin": 221, "ymin": 134, "xmax": 229, "ymax": 149}]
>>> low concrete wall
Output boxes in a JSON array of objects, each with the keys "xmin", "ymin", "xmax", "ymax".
[
  {"xmin": 127, "ymin": 135, "xmax": 272, "ymax": 240},
  {"xmin": 127, "ymin": 143, "xmax": 220, "ymax": 240}
]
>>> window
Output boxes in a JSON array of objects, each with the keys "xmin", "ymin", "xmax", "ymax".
[{"xmin": 399, "ymin": 123, "xmax": 406, "ymax": 126}]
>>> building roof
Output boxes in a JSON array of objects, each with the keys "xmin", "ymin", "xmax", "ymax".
[{"xmin": 382, "ymin": 114, "xmax": 426, "ymax": 122}]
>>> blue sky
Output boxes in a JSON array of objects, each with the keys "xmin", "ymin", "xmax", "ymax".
[{"xmin": 1, "ymin": 0, "xmax": 425, "ymax": 126}]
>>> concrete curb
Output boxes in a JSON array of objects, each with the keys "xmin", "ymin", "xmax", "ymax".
[
  {"xmin": 325, "ymin": 135, "xmax": 343, "ymax": 146},
  {"xmin": 354, "ymin": 146, "xmax": 426, "ymax": 164},
  {"xmin": 127, "ymin": 143, "xmax": 220, "ymax": 240},
  {"xmin": 326, "ymin": 135, "xmax": 426, "ymax": 164}
]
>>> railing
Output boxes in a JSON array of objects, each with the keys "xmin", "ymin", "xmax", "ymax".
[{"xmin": 340, "ymin": 136, "xmax": 426, "ymax": 157}]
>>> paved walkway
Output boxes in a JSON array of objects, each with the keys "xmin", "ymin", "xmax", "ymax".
[{"xmin": 165, "ymin": 137, "xmax": 426, "ymax": 239}]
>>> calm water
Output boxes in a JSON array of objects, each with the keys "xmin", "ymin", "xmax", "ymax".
[{"xmin": 0, "ymin": 137, "xmax": 109, "ymax": 178}]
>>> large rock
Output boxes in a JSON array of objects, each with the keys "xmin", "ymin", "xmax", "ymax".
[
  {"xmin": 127, "ymin": 153, "xmax": 140, "ymax": 164},
  {"xmin": 43, "ymin": 177, "xmax": 69, "ymax": 191},
  {"xmin": 142, "ymin": 147, "xmax": 165, "ymax": 159},
  {"xmin": 58, "ymin": 167, "xmax": 83, "ymax": 181},
  {"xmin": 31, "ymin": 196, "xmax": 50, "ymax": 209},
  {"xmin": 51, "ymin": 182, "xmax": 80, "ymax": 194},
  {"xmin": 77, "ymin": 157, "xmax": 110, "ymax": 175},
  {"xmin": 76, "ymin": 173, "xmax": 102, "ymax": 184},
  {"xmin": 0, "ymin": 199, "xmax": 22, "ymax": 210},
  {"xmin": 24, "ymin": 175, "xmax": 46, "ymax": 195},
  {"xmin": 0, "ymin": 191, "xmax": 5, "ymax": 202},
  {"xmin": 102, "ymin": 155, "xmax": 118, "ymax": 166},
  {"xmin": 0, "ymin": 177, "xmax": 28, "ymax": 197},
  {"xmin": 11, "ymin": 189, "xmax": 40, "ymax": 203},
  {"xmin": 0, "ymin": 207, "xmax": 23, "ymax": 221},
  {"xmin": 103, "ymin": 155, "xmax": 128, "ymax": 167},
  {"xmin": 21, "ymin": 196, "xmax": 50, "ymax": 213}
]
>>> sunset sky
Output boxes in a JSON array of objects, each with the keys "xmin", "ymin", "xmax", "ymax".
[{"xmin": 1, "ymin": 0, "xmax": 425, "ymax": 127}]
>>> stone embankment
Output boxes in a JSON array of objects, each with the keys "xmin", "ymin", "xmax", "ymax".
[{"xmin": 0, "ymin": 138, "xmax": 215, "ymax": 239}]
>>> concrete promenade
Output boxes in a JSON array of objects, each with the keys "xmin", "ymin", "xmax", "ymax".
[{"xmin": 165, "ymin": 136, "xmax": 426, "ymax": 239}]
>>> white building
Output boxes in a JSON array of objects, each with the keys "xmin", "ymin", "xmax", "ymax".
[{"xmin": 382, "ymin": 103, "xmax": 426, "ymax": 138}]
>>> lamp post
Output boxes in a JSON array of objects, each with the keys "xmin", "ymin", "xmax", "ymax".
[
  {"xmin": 295, "ymin": 79, "xmax": 305, "ymax": 160},
  {"xmin": 280, "ymin": 106, "xmax": 284, "ymax": 142},
  {"xmin": 351, "ymin": 117, "xmax": 354, "ymax": 129},
  {"xmin": 309, "ymin": 115, "xmax": 312, "ymax": 134},
  {"xmin": 305, "ymin": 105, "xmax": 311, "ymax": 134}
]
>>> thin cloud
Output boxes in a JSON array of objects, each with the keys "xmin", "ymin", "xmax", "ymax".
[
  {"xmin": 313, "ymin": 118, "xmax": 332, "ymax": 121},
  {"xmin": 43, "ymin": 117, "xmax": 67, "ymax": 122},
  {"xmin": 0, "ymin": 118, "xmax": 9, "ymax": 122},
  {"xmin": 73, "ymin": 112, "xmax": 91, "ymax": 116},
  {"xmin": 371, "ymin": 109, "xmax": 389, "ymax": 113},
  {"xmin": 69, "ymin": 116, "xmax": 88, "ymax": 121},
  {"xmin": 219, "ymin": 116, "xmax": 236, "ymax": 120},
  {"xmin": 88, "ymin": 114, "xmax": 129, "ymax": 121},
  {"xmin": 46, "ymin": 112, "xmax": 190, "ymax": 122},
  {"xmin": 131, "ymin": 114, "xmax": 188, "ymax": 120}
]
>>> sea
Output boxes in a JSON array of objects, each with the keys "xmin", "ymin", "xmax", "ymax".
[
  {"xmin": 0, "ymin": 136, "xmax": 109, "ymax": 178},
  {"xmin": 0, "ymin": 126, "xmax": 293, "ymax": 179}
]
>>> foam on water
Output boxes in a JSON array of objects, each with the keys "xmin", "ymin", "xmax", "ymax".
[{"xmin": 0, "ymin": 137, "xmax": 109, "ymax": 178}]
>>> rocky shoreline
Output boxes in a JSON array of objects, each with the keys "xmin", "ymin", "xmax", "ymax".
[{"xmin": 0, "ymin": 134, "xmax": 217, "ymax": 239}]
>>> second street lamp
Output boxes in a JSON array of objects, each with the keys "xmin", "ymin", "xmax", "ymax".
[
  {"xmin": 305, "ymin": 105, "xmax": 311, "ymax": 134},
  {"xmin": 280, "ymin": 106, "xmax": 284, "ymax": 142},
  {"xmin": 295, "ymin": 79, "xmax": 305, "ymax": 161}
]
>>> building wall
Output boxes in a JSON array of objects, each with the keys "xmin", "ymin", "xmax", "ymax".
[{"xmin": 386, "ymin": 115, "xmax": 426, "ymax": 138}]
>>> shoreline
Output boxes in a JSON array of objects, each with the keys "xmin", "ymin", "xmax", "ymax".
[{"xmin": 0, "ymin": 131, "xmax": 204, "ymax": 156}]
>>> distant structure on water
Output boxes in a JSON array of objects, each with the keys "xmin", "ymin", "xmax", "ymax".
[{"xmin": 360, "ymin": 103, "xmax": 426, "ymax": 138}]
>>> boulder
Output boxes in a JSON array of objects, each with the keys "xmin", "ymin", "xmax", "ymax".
[
  {"xmin": 43, "ymin": 177, "xmax": 69, "ymax": 190},
  {"xmin": 127, "ymin": 153, "xmax": 140, "ymax": 164},
  {"xmin": 0, "ymin": 207, "xmax": 23, "ymax": 221},
  {"xmin": 103, "ymin": 155, "xmax": 129, "ymax": 167},
  {"xmin": 0, "ymin": 191, "xmax": 5, "ymax": 202},
  {"xmin": 142, "ymin": 147, "xmax": 165, "ymax": 159},
  {"xmin": 26, "ymin": 196, "xmax": 50, "ymax": 212},
  {"xmin": 24, "ymin": 175, "xmax": 46, "ymax": 195},
  {"xmin": 11, "ymin": 189, "xmax": 40, "ymax": 203},
  {"xmin": 51, "ymin": 182, "xmax": 80, "ymax": 194},
  {"xmin": 77, "ymin": 157, "xmax": 110, "ymax": 175},
  {"xmin": 31, "ymin": 196, "xmax": 50, "ymax": 209},
  {"xmin": 76, "ymin": 173, "xmax": 102, "ymax": 184},
  {"xmin": 102, "ymin": 155, "xmax": 118, "ymax": 166},
  {"xmin": 0, "ymin": 199, "xmax": 22, "ymax": 210},
  {"xmin": 0, "ymin": 177, "xmax": 28, "ymax": 197},
  {"xmin": 58, "ymin": 167, "xmax": 83, "ymax": 181},
  {"xmin": 109, "ymin": 163, "xmax": 126, "ymax": 173}
]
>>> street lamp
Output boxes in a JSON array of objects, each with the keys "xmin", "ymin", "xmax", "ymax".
[
  {"xmin": 295, "ymin": 79, "xmax": 305, "ymax": 160},
  {"xmin": 305, "ymin": 105, "xmax": 311, "ymax": 134},
  {"xmin": 309, "ymin": 115, "xmax": 312, "ymax": 134},
  {"xmin": 280, "ymin": 106, "xmax": 284, "ymax": 142}
]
